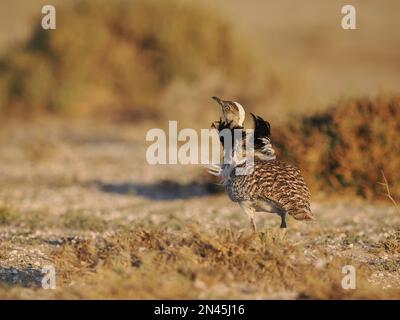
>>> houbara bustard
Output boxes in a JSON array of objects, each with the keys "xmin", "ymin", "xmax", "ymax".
[{"xmin": 208, "ymin": 97, "xmax": 314, "ymax": 231}]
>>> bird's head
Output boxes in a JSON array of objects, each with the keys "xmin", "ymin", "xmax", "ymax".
[{"xmin": 212, "ymin": 96, "xmax": 245, "ymax": 128}]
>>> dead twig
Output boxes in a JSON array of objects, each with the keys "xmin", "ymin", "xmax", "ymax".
[{"xmin": 379, "ymin": 170, "xmax": 400, "ymax": 214}]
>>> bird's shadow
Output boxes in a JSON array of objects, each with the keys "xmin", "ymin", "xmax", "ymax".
[
  {"xmin": 95, "ymin": 179, "xmax": 223, "ymax": 200},
  {"xmin": 0, "ymin": 267, "xmax": 44, "ymax": 288}
]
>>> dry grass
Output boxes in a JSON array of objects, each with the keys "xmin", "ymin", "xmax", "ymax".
[
  {"xmin": 25, "ymin": 228, "xmax": 400, "ymax": 299},
  {"xmin": 1, "ymin": 226, "xmax": 400, "ymax": 299},
  {"xmin": 380, "ymin": 171, "xmax": 400, "ymax": 214}
]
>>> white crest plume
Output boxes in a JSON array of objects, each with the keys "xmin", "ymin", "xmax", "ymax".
[{"xmin": 233, "ymin": 101, "xmax": 245, "ymax": 126}]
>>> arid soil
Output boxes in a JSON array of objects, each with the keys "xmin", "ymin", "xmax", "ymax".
[{"xmin": 0, "ymin": 120, "xmax": 399, "ymax": 299}]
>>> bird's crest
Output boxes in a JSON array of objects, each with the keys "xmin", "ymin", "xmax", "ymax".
[{"xmin": 250, "ymin": 113, "xmax": 271, "ymax": 150}]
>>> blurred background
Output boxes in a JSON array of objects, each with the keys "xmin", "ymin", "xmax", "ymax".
[
  {"xmin": 1, "ymin": 0, "xmax": 399, "ymax": 120},
  {"xmin": 0, "ymin": 0, "xmax": 399, "ymax": 198},
  {"xmin": 0, "ymin": 0, "xmax": 400, "ymax": 299}
]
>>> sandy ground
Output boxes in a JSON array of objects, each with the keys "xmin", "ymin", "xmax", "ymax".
[{"xmin": 0, "ymin": 120, "xmax": 399, "ymax": 298}]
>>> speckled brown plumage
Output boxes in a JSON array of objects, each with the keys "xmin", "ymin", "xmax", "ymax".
[{"xmin": 226, "ymin": 159, "xmax": 313, "ymax": 222}]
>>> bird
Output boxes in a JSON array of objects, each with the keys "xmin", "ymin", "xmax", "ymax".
[{"xmin": 208, "ymin": 96, "xmax": 314, "ymax": 231}]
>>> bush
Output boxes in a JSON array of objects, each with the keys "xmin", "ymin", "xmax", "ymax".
[
  {"xmin": 0, "ymin": 0, "xmax": 276, "ymax": 123},
  {"xmin": 275, "ymin": 95, "xmax": 400, "ymax": 199}
]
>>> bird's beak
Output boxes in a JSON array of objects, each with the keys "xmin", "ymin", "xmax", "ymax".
[{"xmin": 212, "ymin": 96, "xmax": 223, "ymax": 107}]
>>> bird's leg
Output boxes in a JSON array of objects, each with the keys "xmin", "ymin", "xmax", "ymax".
[
  {"xmin": 240, "ymin": 201, "xmax": 257, "ymax": 233},
  {"xmin": 276, "ymin": 208, "xmax": 287, "ymax": 241},
  {"xmin": 250, "ymin": 217, "xmax": 257, "ymax": 233},
  {"xmin": 279, "ymin": 209, "xmax": 287, "ymax": 229}
]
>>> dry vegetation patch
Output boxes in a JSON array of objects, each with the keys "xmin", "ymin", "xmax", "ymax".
[
  {"xmin": 1, "ymin": 227, "xmax": 394, "ymax": 299},
  {"xmin": 275, "ymin": 95, "xmax": 400, "ymax": 199}
]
